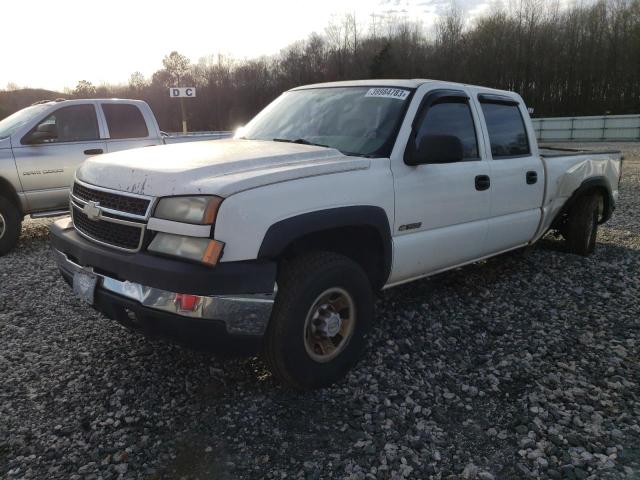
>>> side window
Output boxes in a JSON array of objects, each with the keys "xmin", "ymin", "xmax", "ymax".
[
  {"xmin": 480, "ymin": 102, "xmax": 530, "ymax": 158},
  {"xmin": 102, "ymin": 104, "xmax": 149, "ymax": 139},
  {"xmin": 413, "ymin": 100, "xmax": 479, "ymax": 161},
  {"xmin": 27, "ymin": 105, "xmax": 99, "ymax": 144}
]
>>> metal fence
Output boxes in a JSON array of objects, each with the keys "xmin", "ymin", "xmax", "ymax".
[{"xmin": 531, "ymin": 114, "xmax": 640, "ymax": 142}]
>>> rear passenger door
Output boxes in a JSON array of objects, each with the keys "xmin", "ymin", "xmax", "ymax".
[
  {"xmin": 477, "ymin": 94, "xmax": 544, "ymax": 250},
  {"xmin": 390, "ymin": 88, "xmax": 492, "ymax": 284},
  {"xmin": 100, "ymin": 103, "xmax": 157, "ymax": 153}
]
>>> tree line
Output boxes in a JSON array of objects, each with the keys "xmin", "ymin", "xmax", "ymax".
[{"xmin": 2, "ymin": 0, "xmax": 639, "ymax": 132}]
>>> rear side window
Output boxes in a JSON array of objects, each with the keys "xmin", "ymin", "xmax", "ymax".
[
  {"xmin": 413, "ymin": 100, "xmax": 479, "ymax": 160},
  {"xmin": 480, "ymin": 102, "xmax": 530, "ymax": 158},
  {"xmin": 102, "ymin": 104, "xmax": 149, "ymax": 139}
]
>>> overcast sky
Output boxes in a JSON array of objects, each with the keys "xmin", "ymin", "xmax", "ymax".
[{"xmin": 1, "ymin": 0, "xmax": 493, "ymax": 91}]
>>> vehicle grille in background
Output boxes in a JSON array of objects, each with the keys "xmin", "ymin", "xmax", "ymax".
[
  {"xmin": 72, "ymin": 206, "xmax": 143, "ymax": 251},
  {"xmin": 73, "ymin": 182, "xmax": 150, "ymax": 216}
]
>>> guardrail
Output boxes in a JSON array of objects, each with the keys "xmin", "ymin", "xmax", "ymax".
[{"xmin": 531, "ymin": 114, "xmax": 640, "ymax": 142}]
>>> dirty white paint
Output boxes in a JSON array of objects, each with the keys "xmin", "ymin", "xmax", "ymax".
[{"xmin": 76, "ymin": 139, "xmax": 370, "ymax": 198}]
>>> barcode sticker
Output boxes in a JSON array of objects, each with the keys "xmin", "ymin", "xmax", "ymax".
[{"xmin": 365, "ymin": 88, "xmax": 410, "ymax": 100}]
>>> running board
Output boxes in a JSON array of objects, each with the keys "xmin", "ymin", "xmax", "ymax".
[{"xmin": 30, "ymin": 209, "xmax": 69, "ymax": 219}]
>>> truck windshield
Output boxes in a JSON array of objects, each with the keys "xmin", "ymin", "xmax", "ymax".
[
  {"xmin": 240, "ymin": 86, "xmax": 413, "ymax": 157},
  {"xmin": 0, "ymin": 105, "xmax": 49, "ymax": 139}
]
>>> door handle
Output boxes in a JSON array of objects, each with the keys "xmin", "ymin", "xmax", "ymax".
[
  {"xmin": 526, "ymin": 171, "xmax": 538, "ymax": 184},
  {"xmin": 475, "ymin": 175, "xmax": 490, "ymax": 191},
  {"xmin": 84, "ymin": 149, "xmax": 103, "ymax": 155}
]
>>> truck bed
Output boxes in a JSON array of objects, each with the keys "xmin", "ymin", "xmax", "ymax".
[
  {"xmin": 539, "ymin": 146, "xmax": 622, "ymax": 158},
  {"xmin": 533, "ymin": 147, "xmax": 623, "ymax": 242}
]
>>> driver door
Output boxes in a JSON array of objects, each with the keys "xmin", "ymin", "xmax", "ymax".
[
  {"xmin": 389, "ymin": 88, "xmax": 492, "ymax": 285},
  {"xmin": 12, "ymin": 103, "xmax": 106, "ymax": 212}
]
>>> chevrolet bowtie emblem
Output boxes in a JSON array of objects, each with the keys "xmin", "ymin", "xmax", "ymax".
[{"xmin": 83, "ymin": 201, "xmax": 102, "ymax": 221}]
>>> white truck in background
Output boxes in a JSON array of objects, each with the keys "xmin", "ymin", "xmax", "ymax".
[
  {"xmin": 0, "ymin": 99, "xmax": 230, "ymax": 254},
  {"xmin": 49, "ymin": 80, "xmax": 622, "ymax": 389}
]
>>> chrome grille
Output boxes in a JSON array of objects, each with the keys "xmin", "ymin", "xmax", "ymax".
[
  {"xmin": 72, "ymin": 181, "xmax": 150, "ymax": 216},
  {"xmin": 72, "ymin": 206, "xmax": 143, "ymax": 251},
  {"xmin": 70, "ymin": 181, "xmax": 152, "ymax": 252}
]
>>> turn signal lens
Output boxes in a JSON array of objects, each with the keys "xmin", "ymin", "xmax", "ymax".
[
  {"xmin": 202, "ymin": 239, "xmax": 225, "ymax": 265},
  {"xmin": 203, "ymin": 197, "xmax": 222, "ymax": 224}
]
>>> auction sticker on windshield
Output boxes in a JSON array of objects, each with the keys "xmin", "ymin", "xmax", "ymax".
[{"xmin": 365, "ymin": 88, "xmax": 410, "ymax": 100}]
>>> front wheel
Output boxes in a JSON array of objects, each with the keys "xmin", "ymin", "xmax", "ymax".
[
  {"xmin": 0, "ymin": 196, "xmax": 21, "ymax": 256},
  {"xmin": 564, "ymin": 193, "xmax": 600, "ymax": 256},
  {"xmin": 263, "ymin": 252, "xmax": 373, "ymax": 390}
]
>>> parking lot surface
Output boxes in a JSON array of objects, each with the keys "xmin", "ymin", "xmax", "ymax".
[{"xmin": 1, "ymin": 143, "xmax": 639, "ymax": 479}]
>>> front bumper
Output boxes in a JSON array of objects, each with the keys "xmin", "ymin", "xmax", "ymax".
[
  {"xmin": 50, "ymin": 217, "xmax": 276, "ymax": 348},
  {"xmin": 49, "ymin": 217, "xmax": 276, "ymax": 296}
]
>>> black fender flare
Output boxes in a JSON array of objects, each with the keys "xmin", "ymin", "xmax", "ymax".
[
  {"xmin": 0, "ymin": 176, "xmax": 23, "ymax": 215},
  {"xmin": 258, "ymin": 206, "xmax": 392, "ymax": 284},
  {"xmin": 556, "ymin": 176, "xmax": 615, "ymax": 226}
]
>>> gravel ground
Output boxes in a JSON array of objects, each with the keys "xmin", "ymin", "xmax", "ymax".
[{"xmin": 1, "ymin": 143, "xmax": 639, "ymax": 480}]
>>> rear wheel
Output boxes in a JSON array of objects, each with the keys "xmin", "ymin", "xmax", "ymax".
[
  {"xmin": 564, "ymin": 193, "xmax": 600, "ymax": 256},
  {"xmin": 263, "ymin": 252, "xmax": 373, "ymax": 390},
  {"xmin": 0, "ymin": 196, "xmax": 21, "ymax": 256}
]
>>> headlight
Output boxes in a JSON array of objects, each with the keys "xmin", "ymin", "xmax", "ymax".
[
  {"xmin": 148, "ymin": 233, "xmax": 224, "ymax": 267},
  {"xmin": 154, "ymin": 196, "xmax": 222, "ymax": 224}
]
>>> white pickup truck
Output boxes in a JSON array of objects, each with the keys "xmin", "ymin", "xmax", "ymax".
[
  {"xmin": 0, "ymin": 98, "xmax": 229, "ymax": 254},
  {"xmin": 49, "ymin": 80, "xmax": 622, "ymax": 389}
]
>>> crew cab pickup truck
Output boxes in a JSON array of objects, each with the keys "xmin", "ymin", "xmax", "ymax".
[
  {"xmin": 49, "ymin": 80, "xmax": 622, "ymax": 389},
  {"xmin": 0, "ymin": 98, "xmax": 229, "ymax": 254}
]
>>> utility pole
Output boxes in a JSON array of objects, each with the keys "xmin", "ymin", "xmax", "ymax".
[
  {"xmin": 169, "ymin": 87, "xmax": 196, "ymax": 134},
  {"xmin": 180, "ymin": 97, "xmax": 187, "ymax": 134}
]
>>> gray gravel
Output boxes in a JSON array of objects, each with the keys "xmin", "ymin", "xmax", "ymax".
[{"xmin": 1, "ymin": 144, "xmax": 639, "ymax": 479}]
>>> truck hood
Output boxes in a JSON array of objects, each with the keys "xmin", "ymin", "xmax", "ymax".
[
  {"xmin": 0, "ymin": 137, "xmax": 11, "ymax": 150},
  {"xmin": 76, "ymin": 139, "xmax": 370, "ymax": 198}
]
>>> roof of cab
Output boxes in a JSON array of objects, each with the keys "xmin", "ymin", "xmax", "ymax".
[
  {"xmin": 291, "ymin": 79, "xmax": 428, "ymax": 90},
  {"xmin": 31, "ymin": 98, "xmax": 147, "ymax": 107},
  {"xmin": 291, "ymin": 79, "xmax": 518, "ymax": 98}
]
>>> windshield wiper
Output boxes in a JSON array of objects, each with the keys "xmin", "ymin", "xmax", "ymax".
[
  {"xmin": 342, "ymin": 152, "xmax": 377, "ymax": 158},
  {"xmin": 272, "ymin": 138, "xmax": 330, "ymax": 148},
  {"xmin": 271, "ymin": 138, "xmax": 377, "ymax": 157}
]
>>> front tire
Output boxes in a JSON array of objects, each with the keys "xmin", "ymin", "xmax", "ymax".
[
  {"xmin": 0, "ymin": 196, "xmax": 21, "ymax": 256},
  {"xmin": 263, "ymin": 252, "xmax": 373, "ymax": 390},
  {"xmin": 564, "ymin": 193, "xmax": 600, "ymax": 256}
]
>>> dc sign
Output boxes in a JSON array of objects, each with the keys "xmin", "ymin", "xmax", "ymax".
[{"xmin": 169, "ymin": 87, "xmax": 196, "ymax": 98}]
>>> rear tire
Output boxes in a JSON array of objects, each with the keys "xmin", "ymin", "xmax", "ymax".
[
  {"xmin": 564, "ymin": 194, "xmax": 599, "ymax": 256},
  {"xmin": 0, "ymin": 196, "xmax": 21, "ymax": 256},
  {"xmin": 263, "ymin": 252, "xmax": 373, "ymax": 390}
]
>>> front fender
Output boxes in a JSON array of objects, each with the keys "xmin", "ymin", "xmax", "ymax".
[
  {"xmin": 258, "ymin": 205, "xmax": 392, "ymax": 274},
  {"xmin": 212, "ymin": 163, "xmax": 396, "ymax": 266}
]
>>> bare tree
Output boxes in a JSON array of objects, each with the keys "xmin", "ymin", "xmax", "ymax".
[
  {"xmin": 128, "ymin": 72, "xmax": 147, "ymax": 92},
  {"xmin": 73, "ymin": 80, "xmax": 96, "ymax": 98},
  {"xmin": 4, "ymin": 1, "xmax": 640, "ymax": 125},
  {"xmin": 162, "ymin": 51, "xmax": 191, "ymax": 84}
]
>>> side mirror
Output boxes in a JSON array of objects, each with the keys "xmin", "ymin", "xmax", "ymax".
[
  {"xmin": 24, "ymin": 123, "xmax": 57, "ymax": 144},
  {"xmin": 406, "ymin": 134, "xmax": 464, "ymax": 165}
]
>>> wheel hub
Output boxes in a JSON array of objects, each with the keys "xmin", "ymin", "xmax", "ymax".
[
  {"xmin": 303, "ymin": 287, "xmax": 356, "ymax": 363},
  {"xmin": 312, "ymin": 305, "xmax": 343, "ymax": 338},
  {"xmin": 0, "ymin": 213, "xmax": 5, "ymax": 240}
]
